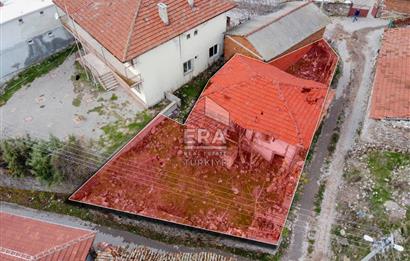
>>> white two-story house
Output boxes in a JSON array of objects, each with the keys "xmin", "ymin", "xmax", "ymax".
[{"xmin": 53, "ymin": 0, "xmax": 236, "ymax": 107}]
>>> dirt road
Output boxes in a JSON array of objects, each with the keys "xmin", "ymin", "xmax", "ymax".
[
  {"xmin": 312, "ymin": 19, "xmax": 387, "ymax": 260},
  {"xmin": 284, "ymin": 18, "xmax": 388, "ymax": 261}
]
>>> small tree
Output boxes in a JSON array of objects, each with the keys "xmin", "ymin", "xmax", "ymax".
[
  {"xmin": 51, "ymin": 136, "xmax": 97, "ymax": 183},
  {"xmin": 0, "ymin": 136, "xmax": 33, "ymax": 177},
  {"xmin": 29, "ymin": 136, "xmax": 62, "ymax": 184}
]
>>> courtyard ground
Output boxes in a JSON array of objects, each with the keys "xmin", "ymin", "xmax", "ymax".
[{"xmin": 0, "ymin": 54, "xmax": 145, "ymax": 143}]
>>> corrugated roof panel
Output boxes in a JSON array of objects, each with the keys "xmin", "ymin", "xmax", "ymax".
[{"xmin": 231, "ymin": 3, "xmax": 330, "ymax": 61}]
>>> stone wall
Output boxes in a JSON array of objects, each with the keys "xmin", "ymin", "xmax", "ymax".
[{"xmin": 314, "ymin": 2, "xmax": 353, "ymax": 17}]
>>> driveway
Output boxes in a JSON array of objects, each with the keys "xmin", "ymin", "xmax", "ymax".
[{"xmin": 0, "ymin": 54, "xmax": 144, "ymax": 142}]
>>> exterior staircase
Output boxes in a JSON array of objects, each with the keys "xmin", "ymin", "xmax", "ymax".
[{"xmin": 99, "ymin": 71, "xmax": 120, "ymax": 91}]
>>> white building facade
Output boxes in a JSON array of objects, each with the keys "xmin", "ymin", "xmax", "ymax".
[
  {"xmin": 55, "ymin": 0, "xmax": 233, "ymax": 108},
  {"xmin": 131, "ymin": 13, "xmax": 227, "ymax": 107},
  {"xmin": 0, "ymin": 0, "xmax": 73, "ymax": 83}
]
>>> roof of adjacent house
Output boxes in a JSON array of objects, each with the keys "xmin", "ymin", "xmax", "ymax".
[
  {"xmin": 370, "ymin": 28, "xmax": 410, "ymax": 120},
  {"xmin": 53, "ymin": 0, "xmax": 236, "ymax": 62},
  {"xmin": 187, "ymin": 54, "xmax": 328, "ymax": 148},
  {"xmin": 0, "ymin": 212, "xmax": 96, "ymax": 261},
  {"xmin": 228, "ymin": 2, "xmax": 330, "ymax": 61},
  {"xmin": 0, "ymin": 0, "xmax": 53, "ymax": 24}
]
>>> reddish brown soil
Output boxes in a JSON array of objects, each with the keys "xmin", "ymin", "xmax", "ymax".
[
  {"xmin": 271, "ymin": 40, "xmax": 339, "ymax": 86},
  {"xmin": 71, "ymin": 115, "xmax": 305, "ymax": 245}
]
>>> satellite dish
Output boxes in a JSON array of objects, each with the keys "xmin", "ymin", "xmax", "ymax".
[
  {"xmin": 363, "ymin": 235, "xmax": 374, "ymax": 243},
  {"xmin": 393, "ymin": 244, "xmax": 404, "ymax": 252}
]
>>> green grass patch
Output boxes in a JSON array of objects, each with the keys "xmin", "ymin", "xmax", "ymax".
[
  {"xmin": 306, "ymin": 123, "xmax": 323, "ymax": 163},
  {"xmin": 367, "ymin": 151, "xmax": 410, "ymax": 208},
  {"xmin": 110, "ymin": 94, "xmax": 118, "ymax": 101},
  {"xmin": 88, "ymin": 105, "xmax": 105, "ymax": 115},
  {"xmin": 72, "ymin": 97, "xmax": 81, "ymax": 107},
  {"xmin": 1, "ymin": 45, "xmax": 76, "ymax": 106},
  {"xmin": 314, "ymin": 181, "xmax": 326, "ymax": 214},
  {"xmin": 98, "ymin": 111, "xmax": 155, "ymax": 154},
  {"xmin": 174, "ymin": 59, "xmax": 224, "ymax": 122},
  {"xmin": 327, "ymin": 132, "xmax": 340, "ymax": 155}
]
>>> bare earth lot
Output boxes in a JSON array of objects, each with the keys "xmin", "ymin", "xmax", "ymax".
[{"xmin": 0, "ymin": 55, "xmax": 144, "ymax": 142}]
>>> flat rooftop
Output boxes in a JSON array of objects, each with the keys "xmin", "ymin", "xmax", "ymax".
[
  {"xmin": 0, "ymin": 0, "xmax": 53, "ymax": 24},
  {"xmin": 370, "ymin": 28, "xmax": 410, "ymax": 120},
  {"xmin": 70, "ymin": 52, "xmax": 336, "ymax": 245}
]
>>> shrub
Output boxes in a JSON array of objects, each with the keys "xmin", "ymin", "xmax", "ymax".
[
  {"xmin": 29, "ymin": 136, "xmax": 63, "ymax": 184},
  {"xmin": 51, "ymin": 136, "xmax": 98, "ymax": 183},
  {"xmin": 0, "ymin": 136, "xmax": 33, "ymax": 177}
]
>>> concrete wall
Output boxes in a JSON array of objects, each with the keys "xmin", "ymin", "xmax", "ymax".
[
  {"xmin": 313, "ymin": 2, "xmax": 352, "ymax": 17},
  {"xmin": 0, "ymin": 5, "xmax": 73, "ymax": 83}
]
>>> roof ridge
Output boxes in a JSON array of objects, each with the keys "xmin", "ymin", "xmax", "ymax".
[
  {"xmin": 245, "ymin": 2, "xmax": 311, "ymax": 37},
  {"xmin": 274, "ymin": 81, "xmax": 303, "ymax": 145},
  {"xmin": 123, "ymin": 0, "xmax": 143, "ymax": 61}
]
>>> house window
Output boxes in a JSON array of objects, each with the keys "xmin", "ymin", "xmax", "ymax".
[
  {"xmin": 194, "ymin": 30, "xmax": 198, "ymax": 36},
  {"xmin": 18, "ymin": 18, "xmax": 24, "ymax": 24},
  {"xmin": 48, "ymin": 31, "xmax": 54, "ymax": 37},
  {"xmin": 183, "ymin": 59, "xmax": 193, "ymax": 74},
  {"xmin": 186, "ymin": 33, "xmax": 191, "ymax": 39},
  {"xmin": 133, "ymin": 82, "xmax": 143, "ymax": 93},
  {"xmin": 40, "ymin": 11, "xmax": 44, "ymax": 15},
  {"xmin": 209, "ymin": 44, "xmax": 218, "ymax": 58},
  {"xmin": 28, "ymin": 40, "xmax": 34, "ymax": 45}
]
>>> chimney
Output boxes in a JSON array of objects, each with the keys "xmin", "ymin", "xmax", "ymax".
[
  {"xmin": 187, "ymin": 0, "xmax": 194, "ymax": 8},
  {"xmin": 157, "ymin": 3, "xmax": 169, "ymax": 25}
]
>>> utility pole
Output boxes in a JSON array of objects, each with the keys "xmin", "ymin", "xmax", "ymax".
[{"xmin": 361, "ymin": 234, "xmax": 404, "ymax": 261}]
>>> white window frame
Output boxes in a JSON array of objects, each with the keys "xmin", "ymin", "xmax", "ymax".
[
  {"xmin": 132, "ymin": 82, "xmax": 143, "ymax": 93},
  {"xmin": 209, "ymin": 44, "xmax": 218, "ymax": 58},
  {"xmin": 183, "ymin": 59, "xmax": 193, "ymax": 74}
]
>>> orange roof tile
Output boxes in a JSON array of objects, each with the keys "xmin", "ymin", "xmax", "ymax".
[
  {"xmin": 53, "ymin": 0, "xmax": 236, "ymax": 62},
  {"xmin": 0, "ymin": 212, "xmax": 95, "ymax": 261},
  {"xmin": 370, "ymin": 28, "xmax": 410, "ymax": 120},
  {"xmin": 187, "ymin": 55, "xmax": 328, "ymax": 148}
]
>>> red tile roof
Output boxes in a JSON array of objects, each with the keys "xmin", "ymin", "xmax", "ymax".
[
  {"xmin": 53, "ymin": 0, "xmax": 236, "ymax": 62},
  {"xmin": 370, "ymin": 28, "xmax": 410, "ymax": 120},
  {"xmin": 0, "ymin": 212, "xmax": 95, "ymax": 261},
  {"xmin": 187, "ymin": 55, "xmax": 328, "ymax": 148}
]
